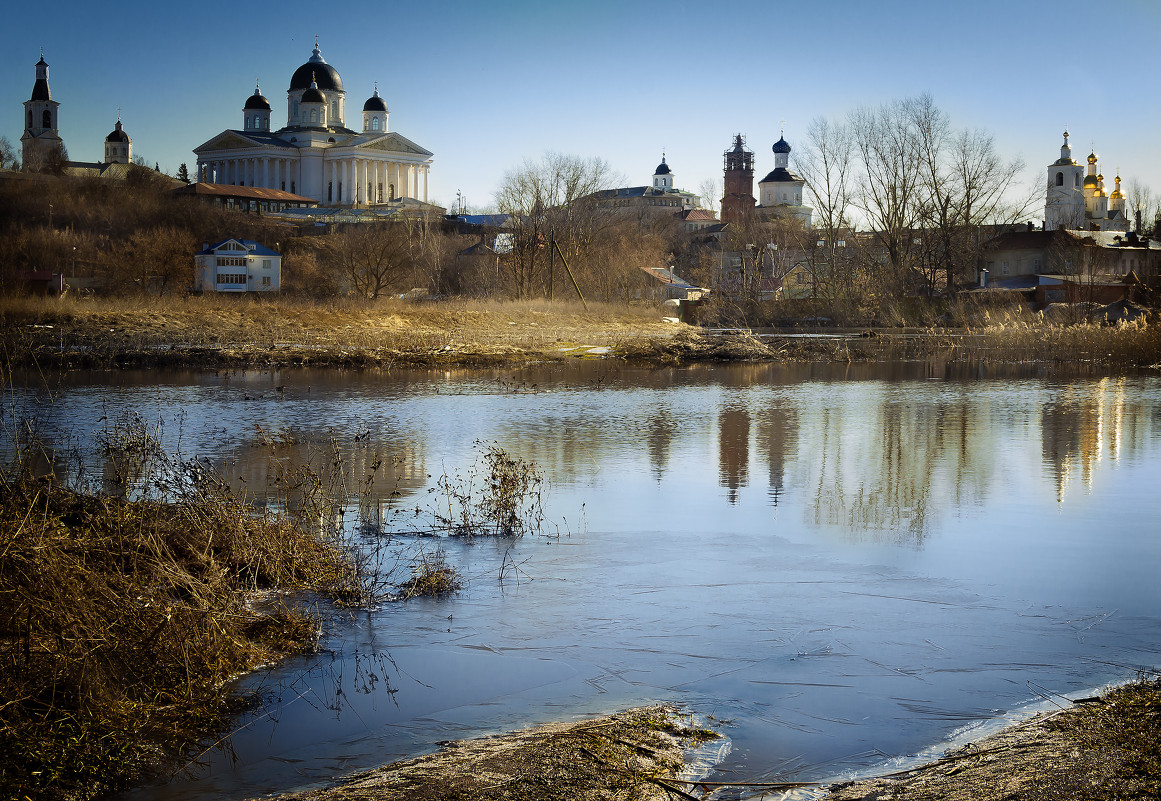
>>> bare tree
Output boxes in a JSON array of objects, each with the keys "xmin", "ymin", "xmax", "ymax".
[
  {"xmin": 493, "ymin": 152, "xmax": 619, "ymax": 299},
  {"xmin": 849, "ymin": 98, "xmax": 924, "ymax": 296},
  {"xmin": 796, "ymin": 116, "xmax": 856, "ymax": 303},
  {"xmin": 910, "ymin": 94, "xmax": 1039, "ymax": 292},
  {"xmin": 698, "ymin": 177, "xmax": 721, "ymax": 215},
  {"xmin": 122, "ymin": 226, "xmax": 196, "ymax": 294},
  {"xmin": 1124, "ymin": 178, "xmax": 1155, "ymax": 234},
  {"xmin": 0, "ymin": 136, "xmax": 18, "ymax": 171},
  {"xmin": 324, "ymin": 223, "xmax": 412, "ymax": 299}
]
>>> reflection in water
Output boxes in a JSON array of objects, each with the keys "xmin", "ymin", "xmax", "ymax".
[
  {"xmin": 646, "ymin": 406, "xmax": 676, "ymax": 484},
  {"xmin": 6, "ymin": 365, "xmax": 1158, "ymax": 545},
  {"xmin": 1042, "ymin": 377, "xmax": 1142, "ymax": 501},
  {"xmin": 718, "ymin": 406, "xmax": 750, "ymax": 504},
  {"xmin": 5, "ymin": 363, "xmax": 1161, "ymax": 801},
  {"xmin": 755, "ymin": 404, "xmax": 796, "ymax": 507}
]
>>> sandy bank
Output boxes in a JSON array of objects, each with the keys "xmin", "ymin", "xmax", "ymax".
[
  {"xmin": 255, "ymin": 678, "xmax": 1159, "ymax": 801},
  {"xmin": 256, "ymin": 705, "xmax": 719, "ymax": 801}
]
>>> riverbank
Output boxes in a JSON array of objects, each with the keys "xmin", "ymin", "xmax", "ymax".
[
  {"xmin": 3, "ymin": 295, "xmax": 1159, "ymax": 369},
  {"xmin": 262, "ymin": 705, "xmax": 720, "ymax": 801},
  {"xmin": 257, "ymin": 680, "xmax": 1159, "ymax": 801},
  {"xmin": 820, "ymin": 676, "xmax": 1160, "ymax": 801}
]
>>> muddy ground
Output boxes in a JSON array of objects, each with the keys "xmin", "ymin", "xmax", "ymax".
[
  {"xmin": 0, "ymin": 297, "xmax": 978, "ymax": 369},
  {"xmin": 260, "ymin": 706, "xmax": 718, "ymax": 801},
  {"xmin": 258, "ymin": 679, "xmax": 1160, "ymax": 801}
]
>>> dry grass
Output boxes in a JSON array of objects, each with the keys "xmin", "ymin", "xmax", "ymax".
[
  {"xmin": 0, "ymin": 470, "xmax": 360, "ymax": 801},
  {"xmin": 0, "ymin": 294, "xmax": 670, "ymax": 367},
  {"xmin": 4, "ymin": 294, "xmax": 1157, "ymax": 369},
  {"xmin": 395, "ymin": 546, "xmax": 463, "ymax": 600}
]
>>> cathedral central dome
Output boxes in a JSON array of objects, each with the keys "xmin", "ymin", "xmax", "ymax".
[{"xmin": 289, "ymin": 44, "xmax": 343, "ymax": 92}]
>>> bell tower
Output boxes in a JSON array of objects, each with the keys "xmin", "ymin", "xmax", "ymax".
[
  {"xmin": 1045, "ymin": 130, "xmax": 1084, "ymax": 231},
  {"xmin": 21, "ymin": 52, "xmax": 63, "ymax": 171},
  {"xmin": 721, "ymin": 134, "xmax": 755, "ymax": 224}
]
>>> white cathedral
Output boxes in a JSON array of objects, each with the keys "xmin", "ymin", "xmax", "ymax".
[
  {"xmin": 194, "ymin": 42, "xmax": 433, "ymax": 206},
  {"xmin": 1045, "ymin": 130, "xmax": 1128, "ymax": 232}
]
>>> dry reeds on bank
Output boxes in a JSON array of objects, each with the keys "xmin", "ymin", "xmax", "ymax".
[{"xmin": 0, "ymin": 473, "xmax": 358, "ymax": 800}]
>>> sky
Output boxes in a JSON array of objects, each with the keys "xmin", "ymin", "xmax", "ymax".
[{"xmin": 6, "ymin": 0, "xmax": 1160, "ymax": 219}]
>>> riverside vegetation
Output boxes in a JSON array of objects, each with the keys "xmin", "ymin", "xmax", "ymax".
[
  {"xmin": 3, "ymin": 294, "xmax": 1160, "ymax": 370},
  {"xmin": 0, "ymin": 406, "xmax": 552, "ymax": 799}
]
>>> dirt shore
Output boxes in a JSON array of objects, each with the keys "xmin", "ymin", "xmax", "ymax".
[
  {"xmin": 257, "ymin": 680, "xmax": 1159, "ymax": 801},
  {"xmin": 818, "ymin": 680, "xmax": 1159, "ymax": 801},
  {"xmin": 4, "ymin": 296, "xmax": 1158, "ymax": 371},
  {"xmin": 259, "ymin": 706, "xmax": 720, "ymax": 801}
]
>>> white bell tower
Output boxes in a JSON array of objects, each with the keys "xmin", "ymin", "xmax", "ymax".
[{"xmin": 1045, "ymin": 131, "xmax": 1084, "ymax": 230}]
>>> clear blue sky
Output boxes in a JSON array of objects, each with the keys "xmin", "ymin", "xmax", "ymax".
[{"xmin": 6, "ymin": 0, "xmax": 1160, "ymax": 219}]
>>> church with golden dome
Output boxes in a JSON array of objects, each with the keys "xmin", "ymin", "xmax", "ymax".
[
  {"xmin": 193, "ymin": 41, "xmax": 433, "ymax": 207},
  {"xmin": 1045, "ymin": 131, "xmax": 1129, "ymax": 232}
]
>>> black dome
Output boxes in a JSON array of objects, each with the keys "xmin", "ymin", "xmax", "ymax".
[
  {"xmin": 289, "ymin": 45, "xmax": 343, "ymax": 92},
  {"xmin": 760, "ymin": 167, "xmax": 798, "ymax": 183},
  {"xmin": 245, "ymin": 92, "xmax": 270, "ymax": 110},
  {"xmin": 301, "ymin": 86, "xmax": 326, "ymax": 104},
  {"xmin": 654, "ymin": 157, "xmax": 671, "ymax": 175},
  {"xmin": 772, "ymin": 136, "xmax": 791, "ymax": 154},
  {"xmin": 106, "ymin": 121, "xmax": 129, "ymax": 143},
  {"xmin": 363, "ymin": 92, "xmax": 387, "ymax": 112}
]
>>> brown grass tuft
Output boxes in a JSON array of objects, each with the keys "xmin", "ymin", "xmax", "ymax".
[{"xmin": 0, "ymin": 474, "xmax": 356, "ymax": 800}]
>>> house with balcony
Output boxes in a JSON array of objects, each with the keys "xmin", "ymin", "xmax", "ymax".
[{"xmin": 194, "ymin": 239, "xmax": 281, "ymax": 293}]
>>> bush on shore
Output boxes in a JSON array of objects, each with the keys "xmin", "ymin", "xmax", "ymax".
[{"xmin": 0, "ymin": 472, "xmax": 359, "ymax": 800}]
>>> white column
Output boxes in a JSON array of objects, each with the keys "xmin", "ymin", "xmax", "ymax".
[
  {"xmin": 361, "ymin": 160, "xmax": 369, "ymax": 205},
  {"xmin": 341, "ymin": 160, "xmax": 349, "ymax": 204},
  {"xmin": 329, "ymin": 161, "xmax": 336, "ymax": 203},
  {"xmin": 423, "ymin": 166, "xmax": 429, "ymax": 202},
  {"xmin": 408, "ymin": 164, "xmax": 416, "ymax": 199},
  {"xmin": 262, "ymin": 157, "xmax": 269, "ymax": 188}
]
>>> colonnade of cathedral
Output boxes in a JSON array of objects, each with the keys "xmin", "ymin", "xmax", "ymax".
[{"xmin": 198, "ymin": 156, "xmax": 430, "ymax": 205}]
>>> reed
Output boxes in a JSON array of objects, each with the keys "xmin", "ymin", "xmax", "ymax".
[{"xmin": 0, "ymin": 435, "xmax": 360, "ymax": 800}]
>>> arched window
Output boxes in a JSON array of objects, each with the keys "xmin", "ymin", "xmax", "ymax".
[
  {"xmin": 1056, "ymin": 172, "xmax": 1064, "ymax": 186},
  {"xmin": 1074, "ymin": 174, "xmax": 1080, "ymax": 188},
  {"xmin": 310, "ymin": 109, "xmax": 318, "ymax": 123},
  {"xmin": 332, "ymin": 100, "xmax": 338, "ymax": 120},
  {"xmin": 371, "ymin": 116, "xmax": 380, "ymax": 131},
  {"xmin": 42, "ymin": 109, "xmax": 52, "ymax": 129},
  {"xmin": 27, "ymin": 109, "xmax": 32, "ymax": 129}
]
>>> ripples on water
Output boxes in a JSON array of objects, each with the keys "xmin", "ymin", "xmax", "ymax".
[{"xmin": 7, "ymin": 362, "xmax": 1161, "ymax": 800}]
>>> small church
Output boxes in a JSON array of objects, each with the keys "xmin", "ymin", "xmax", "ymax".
[
  {"xmin": 20, "ymin": 51, "xmax": 143, "ymax": 178},
  {"xmin": 720, "ymin": 132, "xmax": 813, "ymax": 228},
  {"xmin": 1044, "ymin": 130, "xmax": 1129, "ymax": 232}
]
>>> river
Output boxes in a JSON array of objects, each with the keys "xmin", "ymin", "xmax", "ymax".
[{"xmin": 7, "ymin": 360, "xmax": 1160, "ymax": 799}]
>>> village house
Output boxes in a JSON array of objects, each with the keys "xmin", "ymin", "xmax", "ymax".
[{"xmin": 194, "ymin": 239, "xmax": 281, "ymax": 293}]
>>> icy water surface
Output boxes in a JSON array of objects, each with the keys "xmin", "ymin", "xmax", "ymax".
[{"xmin": 8, "ymin": 361, "xmax": 1161, "ymax": 799}]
